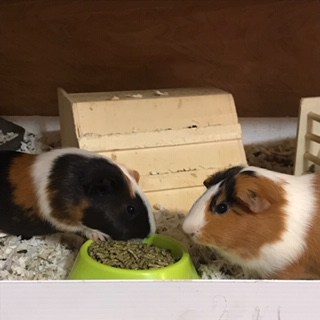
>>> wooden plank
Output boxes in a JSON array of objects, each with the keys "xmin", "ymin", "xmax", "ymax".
[
  {"xmin": 304, "ymin": 152, "xmax": 320, "ymax": 167},
  {"xmin": 99, "ymin": 140, "xmax": 247, "ymax": 175},
  {"xmin": 294, "ymin": 97, "xmax": 320, "ymax": 175},
  {"xmin": 146, "ymin": 186, "xmax": 206, "ymax": 212},
  {"xmin": 68, "ymin": 87, "xmax": 227, "ymax": 102},
  {"xmin": 78, "ymin": 124, "xmax": 243, "ymax": 151},
  {"xmin": 308, "ymin": 112, "xmax": 320, "ymax": 123},
  {"xmin": 139, "ymin": 168, "xmax": 218, "ymax": 192},
  {"xmin": 57, "ymin": 88, "xmax": 79, "ymax": 148},
  {"xmin": 72, "ymin": 89, "xmax": 237, "ymax": 135},
  {"xmin": 305, "ymin": 132, "xmax": 320, "ymax": 144}
]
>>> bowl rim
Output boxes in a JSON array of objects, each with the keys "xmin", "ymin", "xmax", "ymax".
[{"xmin": 79, "ymin": 233, "xmax": 192, "ymax": 275}]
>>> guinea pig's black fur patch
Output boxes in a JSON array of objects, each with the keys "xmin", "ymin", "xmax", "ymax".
[
  {"xmin": 207, "ymin": 166, "xmax": 257, "ymax": 210},
  {"xmin": 48, "ymin": 154, "xmax": 151, "ymax": 240},
  {"xmin": 204, "ymin": 166, "xmax": 244, "ymax": 188}
]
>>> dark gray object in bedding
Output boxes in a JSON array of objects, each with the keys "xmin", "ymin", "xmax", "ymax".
[{"xmin": 0, "ymin": 117, "xmax": 25, "ymax": 151}]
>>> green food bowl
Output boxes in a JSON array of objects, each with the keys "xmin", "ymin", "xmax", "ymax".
[{"xmin": 68, "ymin": 234, "xmax": 199, "ymax": 280}]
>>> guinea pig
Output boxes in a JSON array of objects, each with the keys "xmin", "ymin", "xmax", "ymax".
[
  {"xmin": 0, "ymin": 148, "xmax": 155, "ymax": 241},
  {"xmin": 182, "ymin": 165, "xmax": 320, "ymax": 280}
]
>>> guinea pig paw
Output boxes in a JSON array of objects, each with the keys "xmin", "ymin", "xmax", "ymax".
[{"xmin": 81, "ymin": 227, "xmax": 109, "ymax": 241}]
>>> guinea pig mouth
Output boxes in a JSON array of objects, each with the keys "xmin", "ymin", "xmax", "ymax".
[
  {"xmin": 182, "ymin": 225, "xmax": 209, "ymax": 247},
  {"xmin": 185, "ymin": 230, "xmax": 201, "ymax": 242}
]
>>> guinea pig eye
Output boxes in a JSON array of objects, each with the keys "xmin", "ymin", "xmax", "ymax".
[
  {"xmin": 127, "ymin": 205, "xmax": 136, "ymax": 216},
  {"xmin": 215, "ymin": 202, "xmax": 229, "ymax": 215}
]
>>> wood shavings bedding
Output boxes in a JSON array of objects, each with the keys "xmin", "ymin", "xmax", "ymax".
[
  {"xmin": 0, "ymin": 120, "xmax": 296, "ymax": 279},
  {"xmin": 0, "ymin": 130, "xmax": 19, "ymax": 145},
  {"xmin": 0, "ymin": 234, "xmax": 76, "ymax": 280},
  {"xmin": 245, "ymin": 138, "xmax": 296, "ymax": 174},
  {"xmin": 0, "ymin": 213, "xmax": 245, "ymax": 280}
]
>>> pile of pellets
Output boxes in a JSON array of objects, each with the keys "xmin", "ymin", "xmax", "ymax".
[{"xmin": 89, "ymin": 240, "xmax": 176, "ymax": 270}]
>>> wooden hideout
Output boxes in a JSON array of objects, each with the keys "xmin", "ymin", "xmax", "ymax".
[{"xmin": 58, "ymin": 87, "xmax": 246, "ymax": 212}]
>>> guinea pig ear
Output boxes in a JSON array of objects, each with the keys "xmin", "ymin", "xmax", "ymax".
[
  {"xmin": 128, "ymin": 169, "xmax": 140, "ymax": 183},
  {"xmin": 237, "ymin": 189, "xmax": 271, "ymax": 213},
  {"xmin": 119, "ymin": 163, "xmax": 140, "ymax": 183},
  {"xmin": 203, "ymin": 176, "xmax": 213, "ymax": 188}
]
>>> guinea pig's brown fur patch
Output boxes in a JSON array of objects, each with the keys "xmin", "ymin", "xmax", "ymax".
[
  {"xmin": 124, "ymin": 169, "xmax": 140, "ymax": 198},
  {"xmin": 47, "ymin": 187, "xmax": 89, "ymax": 225},
  {"xmin": 65, "ymin": 199, "xmax": 89, "ymax": 224},
  {"xmin": 9, "ymin": 154, "xmax": 39, "ymax": 215},
  {"xmin": 200, "ymin": 173, "xmax": 287, "ymax": 260},
  {"xmin": 128, "ymin": 169, "xmax": 140, "ymax": 184}
]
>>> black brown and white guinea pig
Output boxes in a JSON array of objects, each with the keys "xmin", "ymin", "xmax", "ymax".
[
  {"xmin": 183, "ymin": 165, "xmax": 320, "ymax": 280},
  {"xmin": 0, "ymin": 148, "xmax": 155, "ymax": 241}
]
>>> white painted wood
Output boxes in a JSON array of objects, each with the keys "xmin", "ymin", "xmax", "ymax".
[{"xmin": 1, "ymin": 280, "xmax": 320, "ymax": 320}]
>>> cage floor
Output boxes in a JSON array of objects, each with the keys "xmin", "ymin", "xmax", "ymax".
[{"xmin": 0, "ymin": 120, "xmax": 296, "ymax": 280}]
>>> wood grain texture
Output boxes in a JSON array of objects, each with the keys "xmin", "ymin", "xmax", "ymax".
[{"xmin": 0, "ymin": 0, "xmax": 320, "ymax": 116}]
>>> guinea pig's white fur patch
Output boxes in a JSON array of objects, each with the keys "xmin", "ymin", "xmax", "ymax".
[
  {"xmin": 243, "ymin": 167, "xmax": 315, "ymax": 277},
  {"xmin": 183, "ymin": 166, "xmax": 317, "ymax": 278},
  {"xmin": 182, "ymin": 182, "xmax": 222, "ymax": 237},
  {"xmin": 32, "ymin": 148, "xmax": 155, "ymax": 237}
]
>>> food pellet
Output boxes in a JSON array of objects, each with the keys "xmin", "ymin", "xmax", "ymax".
[{"xmin": 88, "ymin": 240, "xmax": 177, "ymax": 270}]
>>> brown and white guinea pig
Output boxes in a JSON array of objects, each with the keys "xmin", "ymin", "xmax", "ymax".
[
  {"xmin": 183, "ymin": 165, "xmax": 320, "ymax": 280},
  {"xmin": 0, "ymin": 148, "xmax": 155, "ymax": 241}
]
